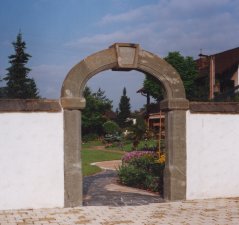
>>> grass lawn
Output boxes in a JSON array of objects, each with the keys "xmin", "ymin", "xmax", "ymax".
[
  {"xmin": 81, "ymin": 148, "xmax": 124, "ymax": 177},
  {"xmin": 107, "ymin": 139, "xmax": 159, "ymax": 152},
  {"xmin": 81, "ymin": 139, "xmax": 161, "ymax": 176},
  {"xmin": 82, "ymin": 140, "xmax": 103, "ymax": 148}
]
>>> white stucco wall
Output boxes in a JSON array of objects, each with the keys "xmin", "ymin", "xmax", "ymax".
[
  {"xmin": 0, "ymin": 112, "xmax": 64, "ymax": 210},
  {"xmin": 186, "ymin": 111, "xmax": 239, "ymax": 199}
]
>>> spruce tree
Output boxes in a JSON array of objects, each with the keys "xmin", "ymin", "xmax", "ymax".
[
  {"xmin": 117, "ymin": 87, "xmax": 131, "ymax": 128},
  {"xmin": 82, "ymin": 86, "xmax": 112, "ymax": 136},
  {"xmin": 4, "ymin": 32, "xmax": 39, "ymax": 99}
]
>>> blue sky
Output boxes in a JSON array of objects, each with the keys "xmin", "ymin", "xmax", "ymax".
[{"xmin": 0, "ymin": 0, "xmax": 239, "ymax": 110}]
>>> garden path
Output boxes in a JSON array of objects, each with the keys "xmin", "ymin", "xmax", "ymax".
[{"xmin": 83, "ymin": 159, "xmax": 164, "ymax": 206}]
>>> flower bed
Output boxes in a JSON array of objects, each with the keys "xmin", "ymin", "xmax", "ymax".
[
  {"xmin": 117, "ymin": 150, "xmax": 165, "ymax": 195},
  {"xmin": 122, "ymin": 151, "xmax": 157, "ymax": 163}
]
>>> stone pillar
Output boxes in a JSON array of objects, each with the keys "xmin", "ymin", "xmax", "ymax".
[
  {"xmin": 160, "ymin": 99, "xmax": 189, "ymax": 201},
  {"xmin": 63, "ymin": 109, "xmax": 82, "ymax": 207}
]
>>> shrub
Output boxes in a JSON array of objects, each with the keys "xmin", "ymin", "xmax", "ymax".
[
  {"xmin": 103, "ymin": 134, "xmax": 122, "ymax": 143},
  {"xmin": 122, "ymin": 151, "xmax": 157, "ymax": 163},
  {"xmin": 139, "ymin": 145, "xmax": 158, "ymax": 152},
  {"xmin": 103, "ymin": 120, "xmax": 120, "ymax": 135},
  {"xmin": 117, "ymin": 164, "xmax": 146, "ymax": 187},
  {"xmin": 82, "ymin": 133, "xmax": 99, "ymax": 142},
  {"xmin": 118, "ymin": 151, "xmax": 165, "ymax": 194}
]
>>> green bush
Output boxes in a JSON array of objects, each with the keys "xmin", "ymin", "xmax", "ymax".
[
  {"xmin": 117, "ymin": 154, "xmax": 164, "ymax": 194},
  {"xmin": 117, "ymin": 164, "xmax": 146, "ymax": 187},
  {"xmin": 144, "ymin": 175, "xmax": 161, "ymax": 192},
  {"xmin": 82, "ymin": 133, "xmax": 99, "ymax": 142},
  {"xmin": 103, "ymin": 120, "xmax": 120, "ymax": 135},
  {"xmin": 103, "ymin": 134, "xmax": 122, "ymax": 143},
  {"xmin": 129, "ymin": 155, "xmax": 154, "ymax": 171}
]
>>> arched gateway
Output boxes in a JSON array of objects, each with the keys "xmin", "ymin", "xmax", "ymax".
[{"xmin": 61, "ymin": 43, "xmax": 189, "ymax": 207}]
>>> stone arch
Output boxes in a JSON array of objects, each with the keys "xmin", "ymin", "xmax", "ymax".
[{"xmin": 61, "ymin": 43, "xmax": 189, "ymax": 207}]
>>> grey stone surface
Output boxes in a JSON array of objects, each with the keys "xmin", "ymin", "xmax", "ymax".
[
  {"xmin": 61, "ymin": 97, "xmax": 86, "ymax": 110},
  {"xmin": 190, "ymin": 101, "xmax": 239, "ymax": 113},
  {"xmin": 61, "ymin": 43, "xmax": 188, "ymax": 206},
  {"xmin": 0, "ymin": 99, "xmax": 61, "ymax": 112},
  {"xmin": 64, "ymin": 110, "xmax": 82, "ymax": 207},
  {"xmin": 160, "ymin": 98, "xmax": 189, "ymax": 110},
  {"xmin": 163, "ymin": 110, "xmax": 187, "ymax": 201},
  {"xmin": 61, "ymin": 43, "xmax": 186, "ymax": 100},
  {"xmin": 83, "ymin": 170, "xmax": 163, "ymax": 206},
  {"xmin": 110, "ymin": 43, "xmax": 139, "ymax": 69}
]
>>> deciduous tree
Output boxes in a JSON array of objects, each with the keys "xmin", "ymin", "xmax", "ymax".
[
  {"xmin": 143, "ymin": 52, "xmax": 198, "ymax": 101},
  {"xmin": 165, "ymin": 52, "xmax": 197, "ymax": 100}
]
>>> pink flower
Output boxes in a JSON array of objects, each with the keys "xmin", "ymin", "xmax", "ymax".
[{"xmin": 122, "ymin": 151, "xmax": 157, "ymax": 163}]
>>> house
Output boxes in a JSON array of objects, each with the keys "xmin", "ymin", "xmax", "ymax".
[
  {"xmin": 137, "ymin": 88, "xmax": 165, "ymax": 138},
  {"xmin": 196, "ymin": 47, "xmax": 239, "ymax": 100},
  {"xmin": 104, "ymin": 110, "xmax": 117, "ymax": 121},
  {"xmin": 138, "ymin": 47, "xmax": 239, "ymax": 137}
]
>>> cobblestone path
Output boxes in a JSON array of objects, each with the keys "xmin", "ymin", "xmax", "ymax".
[{"xmin": 83, "ymin": 170, "xmax": 163, "ymax": 206}]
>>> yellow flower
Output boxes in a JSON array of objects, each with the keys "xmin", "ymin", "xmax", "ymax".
[
  {"xmin": 159, "ymin": 154, "xmax": 165, "ymax": 163},
  {"xmin": 155, "ymin": 153, "xmax": 165, "ymax": 164}
]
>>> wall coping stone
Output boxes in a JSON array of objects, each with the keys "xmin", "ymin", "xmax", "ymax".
[
  {"xmin": 0, "ymin": 99, "xmax": 62, "ymax": 112},
  {"xmin": 190, "ymin": 102, "xmax": 239, "ymax": 114},
  {"xmin": 160, "ymin": 99, "xmax": 189, "ymax": 111}
]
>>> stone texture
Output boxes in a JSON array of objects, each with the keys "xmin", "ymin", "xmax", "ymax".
[
  {"xmin": 163, "ymin": 110, "xmax": 187, "ymax": 201},
  {"xmin": 61, "ymin": 43, "xmax": 188, "ymax": 206},
  {"xmin": 61, "ymin": 97, "xmax": 86, "ymax": 110},
  {"xmin": 190, "ymin": 102, "xmax": 239, "ymax": 113},
  {"xmin": 137, "ymin": 49, "xmax": 186, "ymax": 99},
  {"xmin": 0, "ymin": 99, "xmax": 61, "ymax": 112},
  {"xmin": 64, "ymin": 110, "xmax": 82, "ymax": 207},
  {"xmin": 110, "ymin": 43, "xmax": 139, "ymax": 69},
  {"xmin": 0, "ymin": 198, "xmax": 238, "ymax": 225},
  {"xmin": 83, "ymin": 170, "xmax": 163, "ymax": 206},
  {"xmin": 160, "ymin": 98, "xmax": 189, "ymax": 110},
  {"xmin": 61, "ymin": 48, "xmax": 117, "ymax": 99}
]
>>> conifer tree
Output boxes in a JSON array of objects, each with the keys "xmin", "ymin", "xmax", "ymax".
[
  {"xmin": 117, "ymin": 87, "xmax": 131, "ymax": 128},
  {"xmin": 82, "ymin": 86, "xmax": 112, "ymax": 135},
  {"xmin": 4, "ymin": 32, "xmax": 39, "ymax": 98}
]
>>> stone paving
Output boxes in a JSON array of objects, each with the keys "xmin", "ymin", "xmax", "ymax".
[
  {"xmin": 0, "ymin": 198, "xmax": 239, "ymax": 224},
  {"xmin": 83, "ymin": 160, "xmax": 163, "ymax": 206},
  {"xmin": 83, "ymin": 170, "xmax": 163, "ymax": 206}
]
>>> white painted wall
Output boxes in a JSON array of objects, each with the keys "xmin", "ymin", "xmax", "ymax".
[
  {"xmin": 186, "ymin": 111, "xmax": 239, "ymax": 199},
  {"xmin": 0, "ymin": 112, "xmax": 64, "ymax": 210}
]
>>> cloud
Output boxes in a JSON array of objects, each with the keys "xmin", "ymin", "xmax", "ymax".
[
  {"xmin": 99, "ymin": 0, "xmax": 232, "ymax": 25},
  {"xmin": 75, "ymin": 0, "xmax": 239, "ymax": 58},
  {"xmin": 99, "ymin": 3, "xmax": 156, "ymax": 25},
  {"xmin": 63, "ymin": 0, "xmax": 239, "ymax": 110},
  {"xmin": 65, "ymin": 28, "xmax": 152, "ymax": 53}
]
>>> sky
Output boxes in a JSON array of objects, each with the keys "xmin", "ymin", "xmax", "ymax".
[{"xmin": 0, "ymin": 0, "xmax": 239, "ymax": 110}]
